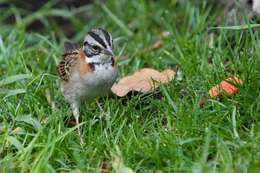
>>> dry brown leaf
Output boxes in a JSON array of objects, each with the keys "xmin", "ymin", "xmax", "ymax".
[{"xmin": 111, "ymin": 68, "xmax": 176, "ymax": 97}]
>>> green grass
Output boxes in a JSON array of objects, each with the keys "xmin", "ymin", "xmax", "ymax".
[{"xmin": 0, "ymin": 0, "xmax": 260, "ymax": 172}]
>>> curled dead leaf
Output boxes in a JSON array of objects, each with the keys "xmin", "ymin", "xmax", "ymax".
[
  {"xmin": 111, "ymin": 68, "xmax": 176, "ymax": 97},
  {"xmin": 209, "ymin": 76, "xmax": 243, "ymax": 97}
]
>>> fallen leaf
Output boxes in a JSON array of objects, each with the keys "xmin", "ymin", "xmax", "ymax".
[
  {"xmin": 209, "ymin": 77, "xmax": 243, "ymax": 97},
  {"xmin": 111, "ymin": 68, "xmax": 175, "ymax": 97}
]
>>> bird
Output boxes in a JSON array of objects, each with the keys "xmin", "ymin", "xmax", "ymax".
[{"xmin": 57, "ymin": 28, "xmax": 118, "ymax": 142}]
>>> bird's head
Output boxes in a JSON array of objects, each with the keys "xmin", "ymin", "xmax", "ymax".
[{"xmin": 83, "ymin": 28, "xmax": 114, "ymax": 64}]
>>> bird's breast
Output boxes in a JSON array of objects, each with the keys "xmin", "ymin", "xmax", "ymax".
[
  {"xmin": 77, "ymin": 63, "xmax": 118, "ymax": 98},
  {"xmin": 87, "ymin": 63, "xmax": 118, "ymax": 86}
]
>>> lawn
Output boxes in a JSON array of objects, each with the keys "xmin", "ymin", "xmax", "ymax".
[{"xmin": 0, "ymin": 0, "xmax": 260, "ymax": 172}]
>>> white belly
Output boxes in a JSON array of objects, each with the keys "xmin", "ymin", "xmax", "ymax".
[
  {"xmin": 86, "ymin": 64, "xmax": 118, "ymax": 87},
  {"xmin": 71, "ymin": 64, "xmax": 118, "ymax": 102}
]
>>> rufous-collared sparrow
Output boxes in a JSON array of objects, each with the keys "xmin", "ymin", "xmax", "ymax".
[{"xmin": 57, "ymin": 28, "xmax": 118, "ymax": 142}]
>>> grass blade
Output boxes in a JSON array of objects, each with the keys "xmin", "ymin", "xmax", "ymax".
[
  {"xmin": 3, "ymin": 89, "xmax": 26, "ymax": 98},
  {"xmin": 209, "ymin": 24, "xmax": 260, "ymax": 30},
  {"xmin": 16, "ymin": 114, "xmax": 42, "ymax": 130},
  {"xmin": 6, "ymin": 136, "xmax": 24, "ymax": 150},
  {"xmin": 0, "ymin": 74, "xmax": 31, "ymax": 87},
  {"xmin": 101, "ymin": 5, "xmax": 133, "ymax": 36},
  {"xmin": 232, "ymin": 106, "xmax": 239, "ymax": 139}
]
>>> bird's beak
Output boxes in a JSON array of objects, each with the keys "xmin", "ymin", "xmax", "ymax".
[{"xmin": 103, "ymin": 48, "xmax": 114, "ymax": 56}]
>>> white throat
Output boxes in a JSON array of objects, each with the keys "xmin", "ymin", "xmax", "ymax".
[{"xmin": 85, "ymin": 54, "xmax": 112, "ymax": 64}]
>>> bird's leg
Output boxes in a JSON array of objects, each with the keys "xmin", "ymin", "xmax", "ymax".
[
  {"xmin": 95, "ymin": 98, "xmax": 104, "ymax": 111},
  {"xmin": 71, "ymin": 102, "xmax": 84, "ymax": 144}
]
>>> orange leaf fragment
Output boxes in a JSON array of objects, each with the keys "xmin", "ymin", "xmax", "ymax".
[
  {"xmin": 111, "ymin": 68, "xmax": 176, "ymax": 97},
  {"xmin": 209, "ymin": 77, "xmax": 243, "ymax": 97}
]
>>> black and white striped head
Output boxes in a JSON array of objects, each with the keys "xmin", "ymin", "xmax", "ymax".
[{"xmin": 83, "ymin": 28, "xmax": 113, "ymax": 63}]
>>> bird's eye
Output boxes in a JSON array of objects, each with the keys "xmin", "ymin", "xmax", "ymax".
[{"xmin": 92, "ymin": 45, "xmax": 100, "ymax": 51}]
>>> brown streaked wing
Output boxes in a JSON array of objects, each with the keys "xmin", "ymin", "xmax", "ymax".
[{"xmin": 57, "ymin": 51, "xmax": 79, "ymax": 81}]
